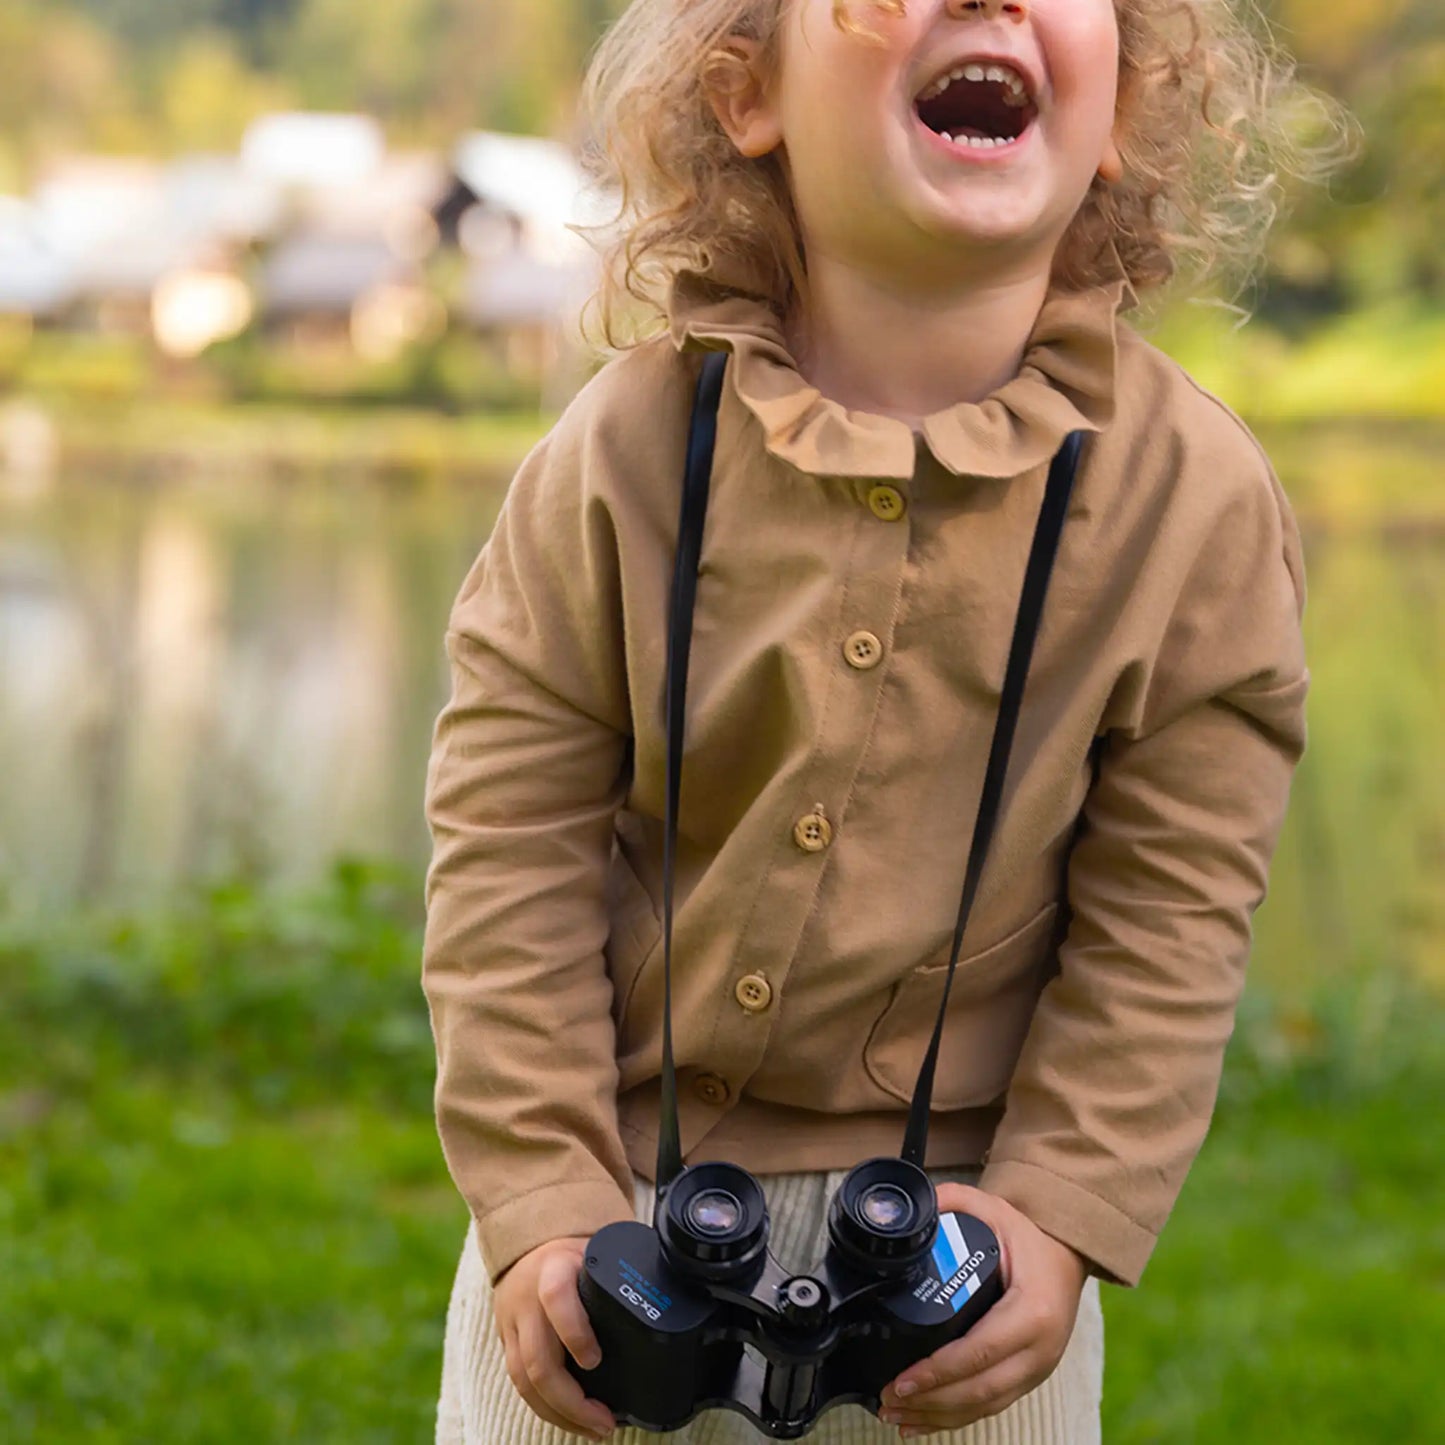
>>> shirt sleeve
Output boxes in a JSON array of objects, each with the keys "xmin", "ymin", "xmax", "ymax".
[
  {"xmin": 979, "ymin": 455, "xmax": 1310, "ymax": 1288},
  {"xmin": 421, "ymin": 416, "xmax": 639, "ymax": 1284}
]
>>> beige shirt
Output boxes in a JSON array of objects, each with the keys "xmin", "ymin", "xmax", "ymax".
[{"xmin": 422, "ymin": 266, "xmax": 1308, "ymax": 1290}]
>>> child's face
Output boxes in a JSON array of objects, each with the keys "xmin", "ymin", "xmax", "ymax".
[{"xmin": 715, "ymin": 0, "xmax": 1123, "ymax": 288}]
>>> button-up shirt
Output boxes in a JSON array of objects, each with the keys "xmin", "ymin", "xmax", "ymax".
[{"xmin": 422, "ymin": 266, "xmax": 1309, "ymax": 1288}]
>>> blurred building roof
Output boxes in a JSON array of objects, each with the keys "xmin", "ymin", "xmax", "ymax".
[
  {"xmin": 164, "ymin": 154, "xmax": 283, "ymax": 250},
  {"xmin": 26, "ymin": 158, "xmax": 193, "ymax": 300},
  {"xmin": 31, "ymin": 158, "xmax": 167, "ymax": 263},
  {"xmin": 451, "ymin": 132, "xmax": 616, "ymax": 262},
  {"xmin": 300, "ymin": 151, "xmax": 448, "ymax": 231},
  {"xmin": 241, "ymin": 113, "xmax": 386, "ymax": 190},
  {"xmin": 294, "ymin": 152, "xmax": 449, "ymax": 268},
  {"xmin": 0, "ymin": 198, "xmax": 77, "ymax": 316}
]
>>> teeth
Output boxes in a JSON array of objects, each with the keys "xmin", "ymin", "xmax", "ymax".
[
  {"xmin": 942, "ymin": 132, "xmax": 1012, "ymax": 150},
  {"xmin": 918, "ymin": 60, "xmax": 1030, "ymax": 104}
]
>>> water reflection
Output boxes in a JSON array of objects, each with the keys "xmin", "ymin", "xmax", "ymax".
[
  {"xmin": 1, "ymin": 441, "xmax": 1441, "ymax": 992},
  {"xmin": 0, "ymin": 472, "xmax": 502, "ymax": 911}
]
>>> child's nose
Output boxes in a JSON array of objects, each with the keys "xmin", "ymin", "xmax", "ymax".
[{"xmin": 946, "ymin": 0, "xmax": 1029, "ymax": 22}]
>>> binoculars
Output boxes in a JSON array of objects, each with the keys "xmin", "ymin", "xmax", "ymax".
[{"xmin": 567, "ymin": 1156, "xmax": 1003, "ymax": 1438}]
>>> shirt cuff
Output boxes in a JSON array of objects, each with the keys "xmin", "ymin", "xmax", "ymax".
[
  {"xmin": 978, "ymin": 1157, "xmax": 1157, "ymax": 1288},
  {"xmin": 476, "ymin": 1177, "xmax": 638, "ymax": 1286}
]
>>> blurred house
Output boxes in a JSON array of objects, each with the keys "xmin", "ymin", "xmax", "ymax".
[
  {"xmin": 256, "ymin": 231, "xmax": 442, "ymax": 361},
  {"xmin": 11, "ymin": 156, "xmax": 268, "ymax": 353},
  {"xmin": 153, "ymin": 156, "xmax": 278, "ymax": 356},
  {"xmin": 437, "ymin": 131, "xmax": 616, "ymax": 385},
  {"xmin": 27, "ymin": 158, "xmax": 175, "ymax": 333},
  {"xmin": 242, "ymin": 114, "xmax": 447, "ymax": 359},
  {"xmin": 2, "ymin": 115, "xmax": 622, "ymax": 386},
  {"xmin": 166, "ymin": 154, "xmax": 282, "ymax": 251}
]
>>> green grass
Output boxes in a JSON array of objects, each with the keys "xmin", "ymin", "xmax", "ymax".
[
  {"xmin": 2, "ymin": 862, "xmax": 1442, "ymax": 1442},
  {"xmin": 0, "ymin": 861, "xmax": 467, "ymax": 1443},
  {"xmin": 1105, "ymin": 971, "xmax": 1445, "ymax": 1442},
  {"xmin": 2, "ymin": 1093, "xmax": 460, "ymax": 1444}
]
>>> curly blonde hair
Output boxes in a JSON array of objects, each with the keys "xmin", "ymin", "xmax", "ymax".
[{"xmin": 572, "ymin": 0, "xmax": 1348, "ymax": 348}]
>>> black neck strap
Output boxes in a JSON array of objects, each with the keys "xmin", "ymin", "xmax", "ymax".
[
  {"xmin": 656, "ymin": 349, "xmax": 728, "ymax": 1193},
  {"xmin": 899, "ymin": 424, "xmax": 1081, "ymax": 1165},
  {"xmin": 655, "ymin": 349, "xmax": 1082, "ymax": 1193}
]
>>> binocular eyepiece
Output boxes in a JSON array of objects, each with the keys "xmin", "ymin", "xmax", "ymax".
[
  {"xmin": 827, "ymin": 1157, "xmax": 938, "ymax": 1274},
  {"xmin": 657, "ymin": 1162, "xmax": 769, "ymax": 1280}
]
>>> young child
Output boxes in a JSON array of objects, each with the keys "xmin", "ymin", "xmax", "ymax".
[{"xmin": 424, "ymin": 2, "xmax": 1337, "ymax": 1440}]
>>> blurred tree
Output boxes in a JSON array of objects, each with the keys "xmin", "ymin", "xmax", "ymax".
[
  {"xmin": 160, "ymin": 30, "xmax": 294, "ymax": 152},
  {"xmin": 1263, "ymin": 0, "xmax": 1445, "ymax": 308},
  {"xmin": 70, "ymin": 0, "xmax": 234, "ymax": 50},
  {"xmin": 0, "ymin": 0, "xmax": 143, "ymax": 182},
  {"xmin": 285, "ymin": 0, "xmax": 447, "ymax": 118}
]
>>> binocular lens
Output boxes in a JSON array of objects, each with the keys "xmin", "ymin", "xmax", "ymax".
[
  {"xmin": 686, "ymin": 1189, "xmax": 743, "ymax": 1236},
  {"xmin": 828, "ymin": 1157, "xmax": 937, "ymax": 1273},
  {"xmin": 858, "ymin": 1183, "xmax": 914, "ymax": 1232},
  {"xmin": 659, "ymin": 1164, "xmax": 769, "ymax": 1279}
]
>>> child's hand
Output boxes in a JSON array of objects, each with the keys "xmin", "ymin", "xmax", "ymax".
[
  {"xmin": 879, "ymin": 1184, "xmax": 1088, "ymax": 1436},
  {"xmin": 493, "ymin": 1234, "xmax": 616, "ymax": 1440}
]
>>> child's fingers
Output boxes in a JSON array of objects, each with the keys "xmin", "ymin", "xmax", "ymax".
[
  {"xmin": 881, "ymin": 1351, "xmax": 1040, "ymax": 1426},
  {"xmin": 883, "ymin": 1283, "xmax": 1035, "ymax": 1404},
  {"xmin": 512, "ymin": 1308, "xmax": 616, "ymax": 1439},
  {"xmin": 537, "ymin": 1248, "xmax": 603, "ymax": 1371},
  {"xmin": 499, "ymin": 1320, "xmax": 577, "ymax": 1435}
]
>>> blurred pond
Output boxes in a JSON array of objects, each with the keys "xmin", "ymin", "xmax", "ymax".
[
  {"xmin": 0, "ymin": 468, "xmax": 499, "ymax": 917},
  {"xmin": 1, "ymin": 426, "xmax": 1441, "ymax": 994}
]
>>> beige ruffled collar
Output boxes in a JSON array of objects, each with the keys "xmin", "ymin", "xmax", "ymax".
[{"xmin": 666, "ymin": 258, "xmax": 1129, "ymax": 481}]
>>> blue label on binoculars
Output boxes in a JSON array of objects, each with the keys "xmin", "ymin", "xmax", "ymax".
[
  {"xmin": 618, "ymin": 1258, "xmax": 673, "ymax": 1316},
  {"xmin": 931, "ymin": 1215, "xmax": 986, "ymax": 1313}
]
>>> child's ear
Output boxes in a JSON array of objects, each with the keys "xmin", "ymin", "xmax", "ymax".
[
  {"xmin": 704, "ymin": 36, "xmax": 785, "ymax": 159},
  {"xmin": 1097, "ymin": 132, "xmax": 1124, "ymax": 185}
]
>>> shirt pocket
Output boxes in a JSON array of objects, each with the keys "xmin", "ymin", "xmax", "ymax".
[
  {"xmin": 602, "ymin": 844, "xmax": 663, "ymax": 1044},
  {"xmin": 863, "ymin": 901, "xmax": 1061, "ymax": 1110}
]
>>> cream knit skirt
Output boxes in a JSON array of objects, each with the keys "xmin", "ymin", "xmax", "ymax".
[{"xmin": 436, "ymin": 1165, "xmax": 1104, "ymax": 1444}]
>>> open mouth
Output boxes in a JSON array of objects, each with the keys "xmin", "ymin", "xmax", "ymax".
[{"xmin": 914, "ymin": 61, "xmax": 1038, "ymax": 151}]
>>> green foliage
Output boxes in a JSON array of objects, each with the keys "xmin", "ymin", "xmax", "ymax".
[
  {"xmin": 12, "ymin": 324, "xmax": 550, "ymax": 414},
  {"xmin": 0, "ymin": 859, "xmax": 432, "ymax": 1115},
  {"xmin": 1147, "ymin": 301, "xmax": 1445, "ymax": 422},
  {"xmin": 1263, "ymin": 0, "xmax": 1445, "ymax": 306}
]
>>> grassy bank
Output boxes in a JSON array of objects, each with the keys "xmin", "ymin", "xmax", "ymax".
[
  {"xmin": 5, "ymin": 305, "xmax": 1445, "ymax": 492},
  {"xmin": 2, "ymin": 863, "xmax": 1442, "ymax": 1442},
  {"xmin": 24, "ymin": 394, "xmax": 555, "ymax": 483}
]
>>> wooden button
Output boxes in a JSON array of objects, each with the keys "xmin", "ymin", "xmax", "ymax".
[
  {"xmin": 734, "ymin": 973, "xmax": 774, "ymax": 1013},
  {"xmin": 843, "ymin": 630, "xmax": 883, "ymax": 670},
  {"xmin": 793, "ymin": 810, "xmax": 833, "ymax": 853},
  {"xmin": 693, "ymin": 1073, "xmax": 731, "ymax": 1106},
  {"xmin": 866, "ymin": 484, "xmax": 907, "ymax": 522}
]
